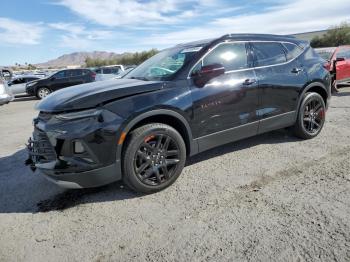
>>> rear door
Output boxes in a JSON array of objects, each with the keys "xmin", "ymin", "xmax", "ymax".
[
  {"xmin": 69, "ymin": 69, "xmax": 84, "ymax": 86},
  {"xmin": 335, "ymin": 47, "xmax": 350, "ymax": 82},
  {"xmin": 10, "ymin": 78, "xmax": 26, "ymax": 95},
  {"xmin": 50, "ymin": 70, "xmax": 71, "ymax": 91},
  {"xmin": 250, "ymin": 41, "xmax": 307, "ymax": 133}
]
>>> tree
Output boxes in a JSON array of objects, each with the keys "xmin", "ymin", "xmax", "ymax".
[
  {"xmin": 311, "ymin": 22, "xmax": 350, "ymax": 48},
  {"xmin": 84, "ymin": 49, "xmax": 159, "ymax": 67}
]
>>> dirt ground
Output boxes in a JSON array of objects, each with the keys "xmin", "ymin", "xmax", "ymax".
[{"xmin": 0, "ymin": 88, "xmax": 349, "ymax": 262}]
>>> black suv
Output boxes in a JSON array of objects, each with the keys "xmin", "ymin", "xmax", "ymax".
[
  {"xmin": 26, "ymin": 34, "xmax": 331, "ymax": 193},
  {"xmin": 26, "ymin": 69, "xmax": 96, "ymax": 99}
]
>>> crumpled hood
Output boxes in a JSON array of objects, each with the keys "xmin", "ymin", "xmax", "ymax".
[{"xmin": 36, "ymin": 78, "xmax": 164, "ymax": 112}]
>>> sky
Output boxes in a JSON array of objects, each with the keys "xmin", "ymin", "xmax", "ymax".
[{"xmin": 0, "ymin": 0, "xmax": 349, "ymax": 66}]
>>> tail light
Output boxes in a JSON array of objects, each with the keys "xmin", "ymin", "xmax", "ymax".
[{"xmin": 91, "ymin": 72, "xmax": 96, "ymax": 80}]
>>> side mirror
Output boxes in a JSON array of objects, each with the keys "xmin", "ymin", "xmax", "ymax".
[
  {"xmin": 336, "ymin": 57, "xmax": 345, "ymax": 62},
  {"xmin": 191, "ymin": 63, "xmax": 225, "ymax": 87}
]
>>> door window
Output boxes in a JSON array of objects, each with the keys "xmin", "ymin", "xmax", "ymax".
[
  {"xmin": 251, "ymin": 42, "xmax": 287, "ymax": 66},
  {"xmin": 12, "ymin": 78, "xmax": 25, "ymax": 84},
  {"xmin": 282, "ymin": 43, "xmax": 303, "ymax": 61},
  {"xmin": 54, "ymin": 71, "xmax": 67, "ymax": 79},
  {"xmin": 203, "ymin": 42, "xmax": 249, "ymax": 71}
]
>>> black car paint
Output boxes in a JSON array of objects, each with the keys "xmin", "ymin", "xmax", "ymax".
[
  {"xmin": 27, "ymin": 34, "xmax": 331, "ymax": 188},
  {"xmin": 26, "ymin": 69, "xmax": 95, "ymax": 97}
]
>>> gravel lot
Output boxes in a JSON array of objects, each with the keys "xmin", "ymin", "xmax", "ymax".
[{"xmin": 0, "ymin": 89, "xmax": 350, "ymax": 262}]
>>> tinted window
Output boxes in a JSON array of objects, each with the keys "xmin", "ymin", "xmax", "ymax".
[
  {"xmin": 203, "ymin": 43, "xmax": 248, "ymax": 71},
  {"xmin": 54, "ymin": 71, "xmax": 67, "ymax": 79},
  {"xmin": 71, "ymin": 69, "xmax": 82, "ymax": 76},
  {"xmin": 12, "ymin": 78, "xmax": 25, "ymax": 84},
  {"xmin": 337, "ymin": 47, "xmax": 350, "ymax": 59},
  {"xmin": 251, "ymin": 42, "xmax": 287, "ymax": 66},
  {"xmin": 283, "ymin": 43, "xmax": 303, "ymax": 60},
  {"xmin": 103, "ymin": 68, "xmax": 112, "ymax": 74}
]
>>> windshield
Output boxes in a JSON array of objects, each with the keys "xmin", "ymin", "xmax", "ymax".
[{"xmin": 126, "ymin": 46, "xmax": 202, "ymax": 81}]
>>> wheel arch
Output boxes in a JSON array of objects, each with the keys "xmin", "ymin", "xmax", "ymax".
[
  {"xmin": 299, "ymin": 82, "xmax": 329, "ymax": 109},
  {"xmin": 119, "ymin": 109, "xmax": 198, "ymax": 157}
]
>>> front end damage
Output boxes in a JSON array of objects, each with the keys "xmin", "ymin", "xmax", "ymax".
[{"xmin": 26, "ymin": 108, "xmax": 124, "ymax": 188}]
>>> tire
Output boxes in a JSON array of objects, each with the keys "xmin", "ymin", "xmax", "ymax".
[
  {"xmin": 36, "ymin": 87, "xmax": 51, "ymax": 99},
  {"xmin": 122, "ymin": 123, "xmax": 186, "ymax": 193},
  {"xmin": 293, "ymin": 92, "xmax": 326, "ymax": 139}
]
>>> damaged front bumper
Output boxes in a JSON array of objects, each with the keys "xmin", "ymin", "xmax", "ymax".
[{"xmin": 26, "ymin": 108, "xmax": 124, "ymax": 188}]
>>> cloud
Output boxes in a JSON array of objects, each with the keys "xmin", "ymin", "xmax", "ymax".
[
  {"xmin": 49, "ymin": 22, "xmax": 114, "ymax": 48},
  {"xmin": 0, "ymin": 17, "xmax": 44, "ymax": 45},
  {"xmin": 142, "ymin": 0, "xmax": 350, "ymax": 47},
  {"xmin": 56, "ymin": 0, "xmax": 231, "ymax": 27}
]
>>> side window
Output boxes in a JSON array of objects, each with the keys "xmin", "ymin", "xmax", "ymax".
[
  {"xmin": 103, "ymin": 68, "xmax": 112, "ymax": 74},
  {"xmin": 71, "ymin": 69, "xmax": 82, "ymax": 76},
  {"xmin": 12, "ymin": 78, "xmax": 25, "ymax": 84},
  {"xmin": 251, "ymin": 42, "xmax": 287, "ymax": 66},
  {"xmin": 337, "ymin": 48, "xmax": 350, "ymax": 59},
  {"xmin": 54, "ymin": 71, "xmax": 66, "ymax": 79},
  {"xmin": 283, "ymin": 43, "xmax": 303, "ymax": 61},
  {"xmin": 203, "ymin": 42, "xmax": 249, "ymax": 71}
]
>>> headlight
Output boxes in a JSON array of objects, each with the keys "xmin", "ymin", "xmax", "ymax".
[{"xmin": 55, "ymin": 109, "xmax": 103, "ymax": 121}]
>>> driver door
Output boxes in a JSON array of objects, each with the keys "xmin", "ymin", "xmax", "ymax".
[{"xmin": 189, "ymin": 42, "xmax": 260, "ymax": 152}]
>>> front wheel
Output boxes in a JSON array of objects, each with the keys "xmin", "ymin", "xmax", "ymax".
[
  {"xmin": 293, "ymin": 92, "xmax": 326, "ymax": 139},
  {"xmin": 122, "ymin": 123, "xmax": 186, "ymax": 193},
  {"xmin": 36, "ymin": 87, "xmax": 51, "ymax": 99}
]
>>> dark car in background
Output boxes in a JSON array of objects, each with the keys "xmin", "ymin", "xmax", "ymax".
[
  {"xmin": 26, "ymin": 68, "xmax": 96, "ymax": 99},
  {"xmin": 316, "ymin": 46, "xmax": 350, "ymax": 91},
  {"xmin": 27, "ymin": 34, "xmax": 331, "ymax": 193}
]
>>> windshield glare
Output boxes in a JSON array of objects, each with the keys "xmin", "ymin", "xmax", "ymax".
[{"xmin": 126, "ymin": 47, "xmax": 201, "ymax": 81}]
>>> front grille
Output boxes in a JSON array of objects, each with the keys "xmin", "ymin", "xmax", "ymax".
[{"xmin": 27, "ymin": 128, "xmax": 56, "ymax": 165}]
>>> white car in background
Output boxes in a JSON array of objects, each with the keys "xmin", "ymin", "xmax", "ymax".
[
  {"xmin": 8, "ymin": 75, "xmax": 42, "ymax": 96},
  {"xmin": 94, "ymin": 65, "xmax": 124, "ymax": 81},
  {"xmin": 0, "ymin": 78, "xmax": 14, "ymax": 105}
]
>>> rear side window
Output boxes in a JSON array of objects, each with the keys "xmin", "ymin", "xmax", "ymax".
[
  {"xmin": 283, "ymin": 43, "xmax": 303, "ymax": 60},
  {"xmin": 203, "ymin": 42, "xmax": 249, "ymax": 71},
  {"xmin": 337, "ymin": 47, "xmax": 350, "ymax": 59},
  {"xmin": 251, "ymin": 42, "xmax": 287, "ymax": 66},
  {"xmin": 71, "ymin": 69, "xmax": 82, "ymax": 76}
]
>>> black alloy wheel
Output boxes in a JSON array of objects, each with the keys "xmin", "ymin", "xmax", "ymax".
[
  {"xmin": 293, "ymin": 92, "xmax": 326, "ymax": 139},
  {"xmin": 302, "ymin": 98, "xmax": 325, "ymax": 135},
  {"xmin": 122, "ymin": 123, "xmax": 186, "ymax": 193},
  {"xmin": 134, "ymin": 134, "xmax": 181, "ymax": 186}
]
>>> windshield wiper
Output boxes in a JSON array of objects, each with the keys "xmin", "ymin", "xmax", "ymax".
[{"xmin": 129, "ymin": 76, "xmax": 149, "ymax": 81}]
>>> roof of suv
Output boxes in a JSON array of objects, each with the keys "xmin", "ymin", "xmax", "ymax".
[{"xmin": 177, "ymin": 34, "xmax": 308, "ymax": 49}]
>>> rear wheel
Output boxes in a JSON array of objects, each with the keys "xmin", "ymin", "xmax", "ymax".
[
  {"xmin": 36, "ymin": 87, "xmax": 51, "ymax": 99},
  {"xmin": 122, "ymin": 123, "xmax": 186, "ymax": 193},
  {"xmin": 293, "ymin": 92, "xmax": 326, "ymax": 139}
]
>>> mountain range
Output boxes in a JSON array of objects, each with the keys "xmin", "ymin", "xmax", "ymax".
[{"xmin": 35, "ymin": 51, "xmax": 129, "ymax": 68}]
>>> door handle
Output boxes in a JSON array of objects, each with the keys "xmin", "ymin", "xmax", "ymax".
[
  {"xmin": 291, "ymin": 68, "xmax": 303, "ymax": 74},
  {"xmin": 243, "ymin": 78, "xmax": 257, "ymax": 85}
]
